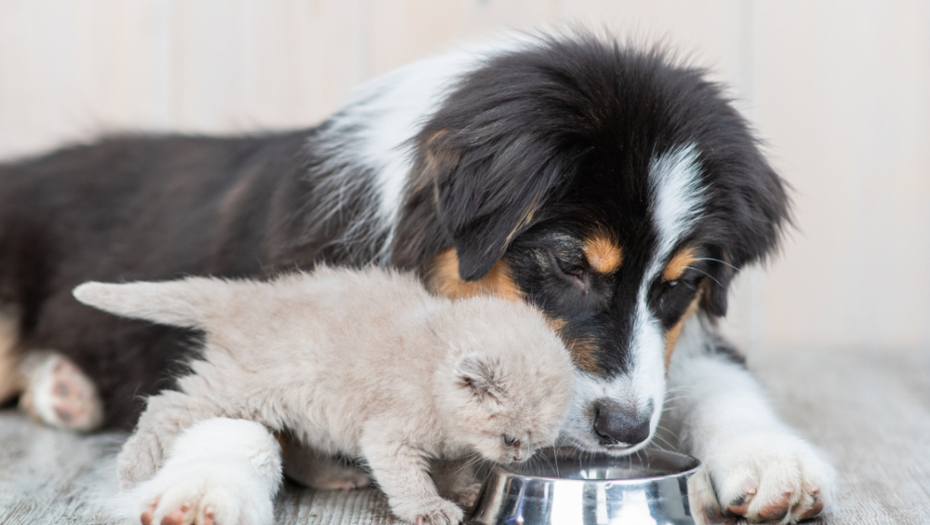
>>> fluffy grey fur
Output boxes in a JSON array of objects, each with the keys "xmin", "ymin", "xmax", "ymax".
[{"xmin": 74, "ymin": 266, "xmax": 574, "ymax": 525}]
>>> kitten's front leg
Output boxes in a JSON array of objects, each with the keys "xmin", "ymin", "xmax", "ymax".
[
  {"xmin": 119, "ymin": 390, "xmax": 229, "ymax": 488},
  {"xmin": 667, "ymin": 323, "xmax": 836, "ymax": 524},
  {"xmin": 360, "ymin": 427, "xmax": 463, "ymax": 525}
]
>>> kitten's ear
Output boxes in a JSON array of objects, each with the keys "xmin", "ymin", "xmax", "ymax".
[{"xmin": 454, "ymin": 352, "xmax": 503, "ymax": 402}]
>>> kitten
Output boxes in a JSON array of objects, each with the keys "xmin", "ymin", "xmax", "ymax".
[{"xmin": 74, "ymin": 266, "xmax": 574, "ymax": 525}]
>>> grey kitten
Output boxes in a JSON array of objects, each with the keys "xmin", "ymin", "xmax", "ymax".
[{"xmin": 74, "ymin": 266, "xmax": 574, "ymax": 525}]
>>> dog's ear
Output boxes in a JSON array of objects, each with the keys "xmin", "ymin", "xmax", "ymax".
[
  {"xmin": 700, "ymin": 160, "xmax": 792, "ymax": 318},
  {"xmin": 407, "ymin": 125, "xmax": 567, "ymax": 282},
  {"xmin": 700, "ymin": 258, "xmax": 734, "ymax": 318},
  {"xmin": 432, "ymin": 136, "xmax": 561, "ymax": 281}
]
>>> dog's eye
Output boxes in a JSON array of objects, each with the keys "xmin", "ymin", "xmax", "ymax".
[
  {"xmin": 667, "ymin": 279, "xmax": 679, "ymax": 288},
  {"xmin": 554, "ymin": 257, "xmax": 585, "ymax": 280},
  {"xmin": 503, "ymin": 434, "xmax": 517, "ymax": 446},
  {"xmin": 564, "ymin": 265, "xmax": 584, "ymax": 280}
]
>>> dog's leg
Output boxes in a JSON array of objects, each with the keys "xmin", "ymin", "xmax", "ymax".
[
  {"xmin": 18, "ymin": 350, "xmax": 104, "ymax": 431},
  {"xmin": 0, "ymin": 305, "xmax": 23, "ymax": 404},
  {"xmin": 666, "ymin": 318, "xmax": 836, "ymax": 524},
  {"xmin": 281, "ymin": 439, "xmax": 370, "ymax": 490},
  {"xmin": 118, "ymin": 417, "xmax": 282, "ymax": 525}
]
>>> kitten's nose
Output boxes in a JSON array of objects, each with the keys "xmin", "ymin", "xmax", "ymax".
[{"xmin": 592, "ymin": 398, "xmax": 651, "ymax": 447}]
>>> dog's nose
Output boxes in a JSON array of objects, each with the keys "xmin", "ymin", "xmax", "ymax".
[{"xmin": 592, "ymin": 398, "xmax": 651, "ymax": 447}]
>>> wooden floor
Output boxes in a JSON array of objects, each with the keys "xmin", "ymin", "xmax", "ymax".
[{"xmin": 1, "ymin": 345, "xmax": 928, "ymax": 525}]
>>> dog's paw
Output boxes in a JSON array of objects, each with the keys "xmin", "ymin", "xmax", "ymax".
[
  {"xmin": 704, "ymin": 432, "xmax": 835, "ymax": 523},
  {"xmin": 19, "ymin": 352, "xmax": 103, "ymax": 431},
  {"xmin": 393, "ymin": 496, "xmax": 463, "ymax": 525},
  {"xmin": 125, "ymin": 458, "xmax": 275, "ymax": 525}
]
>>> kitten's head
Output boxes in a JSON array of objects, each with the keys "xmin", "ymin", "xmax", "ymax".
[{"xmin": 436, "ymin": 298, "xmax": 575, "ymax": 464}]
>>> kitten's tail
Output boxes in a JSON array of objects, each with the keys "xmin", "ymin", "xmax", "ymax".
[{"xmin": 72, "ymin": 278, "xmax": 229, "ymax": 329}]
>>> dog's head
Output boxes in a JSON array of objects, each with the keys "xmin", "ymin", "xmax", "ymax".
[{"xmin": 393, "ymin": 35, "xmax": 790, "ymax": 454}]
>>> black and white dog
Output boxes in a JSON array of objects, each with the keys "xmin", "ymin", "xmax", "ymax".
[{"xmin": 0, "ymin": 32, "xmax": 834, "ymax": 523}]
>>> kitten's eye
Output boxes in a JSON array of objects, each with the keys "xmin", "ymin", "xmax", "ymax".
[{"xmin": 503, "ymin": 434, "xmax": 517, "ymax": 447}]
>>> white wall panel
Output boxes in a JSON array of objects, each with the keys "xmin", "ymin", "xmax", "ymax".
[{"xmin": 0, "ymin": 0, "xmax": 926, "ymax": 351}]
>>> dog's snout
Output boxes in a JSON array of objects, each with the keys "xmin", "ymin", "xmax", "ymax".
[{"xmin": 592, "ymin": 398, "xmax": 651, "ymax": 447}]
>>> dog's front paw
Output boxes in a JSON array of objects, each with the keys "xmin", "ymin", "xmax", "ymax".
[
  {"xmin": 392, "ymin": 496, "xmax": 464, "ymax": 525},
  {"xmin": 124, "ymin": 458, "xmax": 275, "ymax": 525},
  {"xmin": 704, "ymin": 433, "xmax": 835, "ymax": 523}
]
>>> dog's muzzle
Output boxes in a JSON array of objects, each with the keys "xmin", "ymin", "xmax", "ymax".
[{"xmin": 592, "ymin": 398, "xmax": 652, "ymax": 447}]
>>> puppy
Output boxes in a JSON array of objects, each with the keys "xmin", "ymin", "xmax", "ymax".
[
  {"xmin": 74, "ymin": 266, "xmax": 574, "ymax": 525},
  {"xmin": 0, "ymin": 30, "xmax": 834, "ymax": 522}
]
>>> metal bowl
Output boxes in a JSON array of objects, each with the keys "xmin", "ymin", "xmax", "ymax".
[{"xmin": 467, "ymin": 448, "xmax": 701, "ymax": 525}]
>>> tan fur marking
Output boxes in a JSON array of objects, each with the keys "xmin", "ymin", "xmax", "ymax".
[
  {"xmin": 426, "ymin": 249, "xmax": 523, "ymax": 302},
  {"xmin": 566, "ymin": 337, "xmax": 600, "ymax": 374},
  {"xmin": 663, "ymin": 246, "xmax": 698, "ymax": 281},
  {"xmin": 543, "ymin": 315, "xmax": 600, "ymax": 374},
  {"xmin": 411, "ymin": 129, "xmax": 455, "ymax": 195},
  {"xmin": 582, "ymin": 234, "xmax": 623, "ymax": 274},
  {"xmin": 428, "ymin": 251, "xmax": 601, "ymax": 373},
  {"xmin": 663, "ymin": 290, "xmax": 703, "ymax": 370},
  {"xmin": 504, "ymin": 194, "xmax": 542, "ymax": 245},
  {"xmin": 0, "ymin": 306, "xmax": 23, "ymax": 403}
]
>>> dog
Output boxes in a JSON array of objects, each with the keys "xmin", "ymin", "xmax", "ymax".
[{"xmin": 0, "ymin": 31, "xmax": 834, "ymax": 523}]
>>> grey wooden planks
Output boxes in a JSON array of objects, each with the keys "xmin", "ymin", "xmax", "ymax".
[{"xmin": 0, "ymin": 346, "xmax": 927, "ymax": 525}]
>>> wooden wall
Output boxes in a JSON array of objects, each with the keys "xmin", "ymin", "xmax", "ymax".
[{"xmin": 1, "ymin": 0, "xmax": 927, "ymax": 352}]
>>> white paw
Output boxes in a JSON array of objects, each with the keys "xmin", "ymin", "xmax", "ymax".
[
  {"xmin": 123, "ymin": 458, "xmax": 275, "ymax": 525},
  {"xmin": 115, "ymin": 418, "xmax": 283, "ymax": 525},
  {"xmin": 392, "ymin": 496, "xmax": 464, "ymax": 525},
  {"xmin": 704, "ymin": 432, "xmax": 836, "ymax": 523},
  {"xmin": 20, "ymin": 352, "xmax": 103, "ymax": 431}
]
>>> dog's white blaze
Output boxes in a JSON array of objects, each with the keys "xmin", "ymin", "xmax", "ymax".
[
  {"xmin": 589, "ymin": 144, "xmax": 706, "ymax": 452},
  {"xmin": 649, "ymin": 144, "xmax": 706, "ymax": 259},
  {"xmin": 632, "ymin": 143, "xmax": 706, "ymax": 436}
]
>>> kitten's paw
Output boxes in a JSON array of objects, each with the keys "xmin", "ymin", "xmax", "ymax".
[
  {"xmin": 395, "ymin": 497, "xmax": 463, "ymax": 525},
  {"xmin": 306, "ymin": 468, "xmax": 371, "ymax": 490},
  {"xmin": 19, "ymin": 352, "xmax": 103, "ymax": 431},
  {"xmin": 705, "ymin": 432, "xmax": 835, "ymax": 523},
  {"xmin": 281, "ymin": 446, "xmax": 370, "ymax": 490},
  {"xmin": 125, "ymin": 459, "xmax": 274, "ymax": 525},
  {"xmin": 452, "ymin": 482, "xmax": 482, "ymax": 510},
  {"xmin": 415, "ymin": 499, "xmax": 464, "ymax": 525}
]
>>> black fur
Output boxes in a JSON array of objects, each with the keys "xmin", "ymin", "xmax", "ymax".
[
  {"xmin": 0, "ymin": 33, "xmax": 787, "ymax": 428},
  {"xmin": 399, "ymin": 36, "xmax": 788, "ymax": 376}
]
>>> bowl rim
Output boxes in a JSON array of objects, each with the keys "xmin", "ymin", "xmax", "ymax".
[{"xmin": 493, "ymin": 447, "xmax": 701, "ymax": 483}]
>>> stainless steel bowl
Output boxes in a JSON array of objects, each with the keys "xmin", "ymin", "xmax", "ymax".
[{"xmin": 467, "ymin": 448, "xmax": 701, "ymax": 525}]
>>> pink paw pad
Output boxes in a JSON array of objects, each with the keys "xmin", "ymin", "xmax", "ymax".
[{"xmin": 22, "ymin": 354, "xmax": 103, "ymax": 431}]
